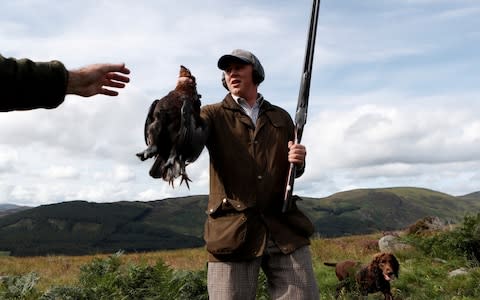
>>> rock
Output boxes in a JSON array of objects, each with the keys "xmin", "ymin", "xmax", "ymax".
[
  {"xmin": 407, "ymin": 216, "xmax": 446, "ymax": 235},
  {"xmin": 378, "ymin": 234, "xmax": 412, "ymax": 252},
  {"xmin": 448, "ymin": 268, "xmax": 469, "ymax": 277}
]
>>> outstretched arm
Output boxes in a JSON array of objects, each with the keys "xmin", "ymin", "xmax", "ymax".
[{"xmin": 1, "ymin": 54, "xmax": 131, "ymax": 112}]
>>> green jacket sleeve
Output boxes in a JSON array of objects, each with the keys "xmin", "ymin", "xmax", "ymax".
[{"xmin": 0, "ymin": 54, "xmax": 69, "ymax": 112}]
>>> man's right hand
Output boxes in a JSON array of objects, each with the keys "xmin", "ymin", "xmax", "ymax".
[{"xmin": 66, "ymin": 63, "xmax": 130, "ymax": 97}]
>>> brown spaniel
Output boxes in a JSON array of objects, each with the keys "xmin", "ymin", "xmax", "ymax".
[{"xmin": 324, "ymin": 252, "xmax": 400, "ymax": 299}]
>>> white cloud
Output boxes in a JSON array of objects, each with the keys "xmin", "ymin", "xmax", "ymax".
[
  {"xmin": 300, "ymin": 94, "xmax": 480, "ymax": 198},
  {"xmin": 304, "ymin": 101, "xmax": 480, "ymax": 170},
  {"xmin": 0, "ymin": 148, "xmax": 17, "ymax": 173},
  {"xmin": 45, "ymin": 166, "xmax": 79, "ymax": 179},
  {"xmin": 9, "ymin": 185, "xmax": 35, "ymax": 203},
  {"xmin": 113, "ymin": 165, "xmax": 136, "ymax": 183},
  {"xmin": 136, "ymin": 189, "xmax": 168, "ymax": 202}
]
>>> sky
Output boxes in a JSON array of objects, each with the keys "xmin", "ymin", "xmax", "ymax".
[{"xmin": 1, "ymin": 0, "xmax": 479, "ymax": 207}]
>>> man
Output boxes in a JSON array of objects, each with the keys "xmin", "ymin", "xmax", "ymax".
[
  {"xmin": 1, "ymin": 54, "xmax": 130, "ymax": 112},
  {"xmin": 200, "ymin": 49, "xmax": 319, "ymax": 299}
]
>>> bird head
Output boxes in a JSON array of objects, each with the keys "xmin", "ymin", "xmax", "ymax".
[{"xmin": 179, "ymin": 65, "xmax": 196, "ymax": 83}]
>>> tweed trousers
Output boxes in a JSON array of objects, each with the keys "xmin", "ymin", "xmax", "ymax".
[{"xmin": 207, "ymin": 245, "xmax": 319, "ymax": 300}]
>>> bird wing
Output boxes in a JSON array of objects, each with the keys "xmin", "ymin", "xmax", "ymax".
[
  {"xmin": 177, "ymin": 98, "xmax": 207, "ymax": 163},
  {"xmin": 143, "ymin": 99, "xmax": 159, "ymax": 145}
]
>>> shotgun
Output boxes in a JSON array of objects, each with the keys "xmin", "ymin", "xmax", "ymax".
[{"xmin": 283, "ymin": 0, "xmax": 321, "ymax": 213}]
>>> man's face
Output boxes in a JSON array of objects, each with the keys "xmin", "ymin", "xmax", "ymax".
[{"xmin": 224, "ymin": 62, "xmax": 255, "ymax": 97}]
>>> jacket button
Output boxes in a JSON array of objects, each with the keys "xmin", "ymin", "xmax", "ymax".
[
  {"xmin": 222, "ymin": 198, "xmax": 227, "ymax": 203},
  {"xmin": 257, "ymin": 175, "xmax": 262, "ymax": 180}
]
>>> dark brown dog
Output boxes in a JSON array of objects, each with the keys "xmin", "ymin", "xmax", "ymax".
[{"xmin": 324, "ymin": 252, "xmax": 399, "ymax": 299}]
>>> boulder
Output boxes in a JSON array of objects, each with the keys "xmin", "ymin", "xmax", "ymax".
[
  {"xmin": 448, "ymin": 268, "xmax": 469, "ymax": 277},
  {"xmin": 378, "ymin": 234, "xmax": 412, "ymax": 252}
]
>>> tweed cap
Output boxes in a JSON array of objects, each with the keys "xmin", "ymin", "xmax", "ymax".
[{"xmin": 217, "ymin": 49, "xmax": 265, "ymax": 84}]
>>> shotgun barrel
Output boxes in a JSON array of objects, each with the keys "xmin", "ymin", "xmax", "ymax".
[{"xmin": 282, "ymin": 0, "xmax": 321, "ymax": 213}]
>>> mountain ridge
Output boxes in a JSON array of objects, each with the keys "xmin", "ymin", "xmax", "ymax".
[
  {"xmin": 0, "ymin": 204, "xmax": 31, "ymax": 218},
  {"xmin": 0, "ymin": 187, "xmax": 479, "ymax": 256}
]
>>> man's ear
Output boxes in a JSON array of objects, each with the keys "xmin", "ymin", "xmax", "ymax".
[{"xmin": 221, "ymin": 73, "xmax": 229, "ymax": 90}]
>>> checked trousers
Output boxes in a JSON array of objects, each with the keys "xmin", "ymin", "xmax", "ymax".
[{"xmin": 207, "ymin": 245, "xmax": 319, "ymax": 300}]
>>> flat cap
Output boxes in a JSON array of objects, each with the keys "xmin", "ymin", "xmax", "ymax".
[{"xmin": 217, "ymin": 49, "xmax": 265, "ymax": 84}]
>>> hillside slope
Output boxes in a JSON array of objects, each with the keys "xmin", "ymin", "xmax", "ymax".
[
  {"xmin": 0, "ymin": 187, "xmax": 478, "ymax": 256},
  {"xmin": 0, "ymin": 204, "xmax": 31, "ymax": 218},
  {"xmin": 298, "ymin": 187, "xmax": 479, "ymax": 236}
]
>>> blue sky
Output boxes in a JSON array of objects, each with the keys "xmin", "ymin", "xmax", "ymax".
[{"xmin": 1, "ymin": 0, "xmax": 479, "ymax": 206}]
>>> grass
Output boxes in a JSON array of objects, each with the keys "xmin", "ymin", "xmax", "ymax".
[
  {"xmin": 1, "ymin": 232, "xmax": 480, "ymax": 299},
  {"xmin": 0, "ymin": 248, "xmax": 208, "ymax": 292}
]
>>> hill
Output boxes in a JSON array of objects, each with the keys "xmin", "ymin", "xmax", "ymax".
[
  {"xmin": 0, "ymin": 187, "xmax": 479, "ymax": 256},
  {"xmin": 0, "ymin": 204, "xmax": 20, "ymax": 211},
  {"xmin": 298, "ymin": 187, "xmax": 480, "ymax": 236},
  {"xmin": 458, "ymin": 191, "xmax": 480, "ymax": 201},
  {"xmin": 0, "ymin": 204, "xmax": 31, "ymax": 218},
  {"xmin": 0, "ymin": 199, "xmax": 205, "ymax": 256}
]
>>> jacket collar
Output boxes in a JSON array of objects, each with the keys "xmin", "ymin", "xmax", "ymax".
[
  {"xmin": 221, "ymin": 94, "xmax": 280, "ymax": 131},
  {"xmin": 221, "ymin": 93, "xmax": 274, "ymax": 113}
]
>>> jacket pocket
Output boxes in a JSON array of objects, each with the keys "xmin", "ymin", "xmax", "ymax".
[
  {"xmin": 205, "ymin": 212, "xmax": 248, "ymax": 255},
  {"xmin": 204, "ymin": 197, "xmax": 264, "ymax": 258}
]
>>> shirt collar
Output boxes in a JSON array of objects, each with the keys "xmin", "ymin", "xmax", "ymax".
[{"xmin": 232, "ymin": 93, "xmax": 264, "ymax": 108}]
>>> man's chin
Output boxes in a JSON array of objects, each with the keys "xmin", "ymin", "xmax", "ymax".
[{"xmin": 229, "ymin": 87, "xmax": 241, "ymax": 95}]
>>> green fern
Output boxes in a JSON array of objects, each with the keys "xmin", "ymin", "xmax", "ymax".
[{"xmin": 0, "ymin": 272, "xmax": 40, "ymax": 300}]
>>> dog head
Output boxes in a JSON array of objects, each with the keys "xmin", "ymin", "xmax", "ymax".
[{"xmin": 373, "ymin": 252, "xmax": 399, "ymax": 281}]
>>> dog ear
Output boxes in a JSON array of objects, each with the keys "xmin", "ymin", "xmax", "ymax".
[
  {"xmin": 392, "ymin": 255, "xmax": 400, "ymax": 278},
  {"xmin": 372, "ymin": 252, "xmax": 383, "ymax": 265}
]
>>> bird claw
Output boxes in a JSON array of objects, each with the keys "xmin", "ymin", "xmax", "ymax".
[
  {"xmin": 179, "ymin": 174, "xmax": 192, "ymax": 189},
  {"xmin": 136, "ymin": 145, "xmax": 158, "ymax": 161},
  {"xmin": 161, "ymin": 156, "xmax": 192, "ymax": 189}
]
